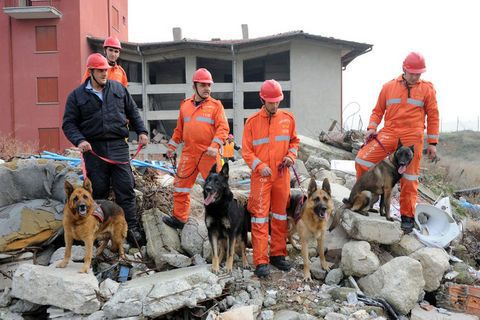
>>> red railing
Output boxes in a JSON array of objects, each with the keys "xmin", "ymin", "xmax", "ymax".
[{"xmin": 4, "ymin": 0, "xmax": 56, "ymax": 8}]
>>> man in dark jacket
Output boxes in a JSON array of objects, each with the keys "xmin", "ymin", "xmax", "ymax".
[{"xmin": 62, "ymin": 53, "xmax": 149, "ymax": 246}]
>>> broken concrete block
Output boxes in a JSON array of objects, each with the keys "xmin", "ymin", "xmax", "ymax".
[
  {"xmin": 103, "ymin": 265, "xmax": 224, "ymax": 319},
  {"xmin": 11, "ymin": 263, "xmax": 100, "ymax": 314},
  {"xmin": 341, "ymin": 210, "xmax": 402, "ymax": 245}
]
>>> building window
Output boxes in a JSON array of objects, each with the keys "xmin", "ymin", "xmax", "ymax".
[
  {"xmin": 196, "ymin": 57, "xmax": 232, "ymax": 83},
  {"xmin": 148, "ymin": 58, "xmax": 186, "ymax": 84},
  {"xmin": 132, "ymin": 94, "xmax": 143, "ymax": 110},
  {"xmin": 118, "ymin": 59, "xmax": 142, "ymax": 83},
  {"xmin": 149, "ymin": 120, "xmax": 178, "ymax": 140},
  {"xmin": 37, "ymin": 77, "xmax": 58, "ymax": 103},
  {"xmin": 243, "ymin": 51, "xmax": 290, "ymax": 82},
  {"xmin": 38, "ymin": 128, "xmax": 60, "ymax": 152},
  {"xmin": 112, "ymin": 6, "xmax": 119, "ymax": 30},
  {"xmin": 149, "ymin": 94, "xmax": 184, "ymax": 111},
  {"xmin": 35, "ymin": 26, "xmax": 57, "ymax": 52},
  {"xmin": 211, "ymin": 92, "xmax": 233, "ymax": 109},
  {"xmin": 243, "ymin": 91, "xmax": 290, "ymax": 109}
]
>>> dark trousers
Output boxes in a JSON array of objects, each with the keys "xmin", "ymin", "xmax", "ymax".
[{"xmin": 83, "ymin": 139, "xmax": 138, "ymax": 228}]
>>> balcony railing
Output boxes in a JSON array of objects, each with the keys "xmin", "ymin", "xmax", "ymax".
[{"xmin": 3, "ymin": 0, "xmax": 62, "ymax": 19}]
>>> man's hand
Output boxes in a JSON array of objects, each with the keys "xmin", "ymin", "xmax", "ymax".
[
  {"xmin": 365, "ymin": 129, "xmax": 376, "ymax": 142},
  {"xmin": 78, "ymin": 141, "xmax": 92, "ymax": 153},
  {"xmin": 138, "ymin": 133, "xmax": 149, "ymax": 146},
  {"xmin": 426, "ymin": 144, "xmax": 437, "ymax": 161},
  {"xmin": 260, "ymin": 166, "xmax": 272, "ymax": 177},
  {"xmin": 282, "ymin": 156, "xmax": 293, "ymax": 167},
  {"xmin": 166, "ymin": 148, "xmax": 175, "ymax": 159},
  {"xmin": 206, "ymin": 146, "xmax": 218, "ymax": 157}
]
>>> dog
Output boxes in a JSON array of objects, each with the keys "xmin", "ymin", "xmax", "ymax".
[
  {"xmin": 203, "ymin": 162, "xmax": 249, "ymax": 274},
  {"xmin": 57, "ymin": 178, "xmax": 127, "ymax": 273},
  {"xmin": 287, "ymin": 178, "xmax": 334, "ymax": 281},
  {"xmin": 331, "ymin": 141, "xmax": 414, "ymax": 230}
]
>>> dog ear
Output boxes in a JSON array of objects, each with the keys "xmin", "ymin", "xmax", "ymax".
[
  {"xmin": 307, "ymin": 178, "xmax": 318, "ymax": 197},
  {"xmin": 210, "ymin": 163, "xmax": 217, "ymax": 174},
  {"xmin": 409, "ymin": 145, "xmax": 415, "ymax": 154},
  {"xmin": 397, "ymin": 139, "xmax": 403, "ymax": 149},
  {"xmin": 322, "ymin": 178, "xmax": 331, "ymax": 196},
  {"xmin": 83, "ymin": 177, "xmax": 93, "ymax": 194},
  {"xmin": 221, "ymin": 161, "xmax": 229, "ymax": 178},
  {"xmin": 64, "ymin": 180, "xmax": 74, "ymax": 198}
]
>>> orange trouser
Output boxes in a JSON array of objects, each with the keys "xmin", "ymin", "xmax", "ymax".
[
  {"xmin": 173, "ymin": 152, "xmax": 221, "ymax": 222},
  {"xmin": 354, "ymin": 127, "xmax": 424, "ymax": 218},
  {"xmin": 247, "ymin": 169, "xmax": 290, "ymax": 266}
]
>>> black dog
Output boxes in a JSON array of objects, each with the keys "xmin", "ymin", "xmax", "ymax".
[
  {"xmin": 330, "ymin": 141, "xmax": 414, "ymax": 230},
  {"xmin": 203, "ymin": 162, "xmax": 249, "ymax": 273}
]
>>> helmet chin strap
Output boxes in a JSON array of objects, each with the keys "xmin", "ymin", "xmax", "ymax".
[
  {"xmin": 108, "ymin": 60, "xmax": 116, "ymax": 67},
  {"xmin": 194, "ymin": 82, "xmax": 207, "ymax": 105}
]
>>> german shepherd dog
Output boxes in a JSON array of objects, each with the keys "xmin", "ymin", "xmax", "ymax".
[
  {"xmin": 203, "ymin": 162, "xmax": 249, "ymax": 274},
  {"xmin": 57, "ymin": 178, "xmax": 127, "ymax": 273},
  {"xmin": 287, "ymin": 178, "xmax": 334, "ymax": 281},
  {"xmin": 333, "ymin": 141, "xmax": 414, "ymax": 227}
]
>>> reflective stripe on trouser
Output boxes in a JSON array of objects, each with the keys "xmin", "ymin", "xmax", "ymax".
[
  {"xmin": 354, "ymin": 128, "xmax": 423, "ymax": 218},
  {"xmin": 173, "ymin": 151, "xmax": 222, "ymax": 222},
  {"xmin": 247, "ymin": 170, "xmax": 290, "ymax": 266}
]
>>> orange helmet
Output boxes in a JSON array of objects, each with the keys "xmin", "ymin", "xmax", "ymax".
[
  {"xmin": 86, "ymin": 53, "xmax": 111, "ymax": 69},
  {"xmin": 260, "ymin": 79, "xmax": 284, "ymax": 102},
  {"xmin": 192, "ymin": 68, "xmax": 213, "ymax": 84},
  {"xmin": 103, "ymin": 36, "xmax": 122, "ymax": 50},
  {"xmin": 403, "ymin": 52, "xmax": 426, "ymax": 74}
]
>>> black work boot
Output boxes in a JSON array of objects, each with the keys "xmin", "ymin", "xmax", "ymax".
[
  {"xmin": 270, "ymin": 256, "xmax": 291, "ymax": 271},
  {"xmin": 127, "ymin": 226, "xmax": 146, "ymax": 247},
  {"xmin": 401, "ymin": 216, "xmax": 415, "ymax": 234},
  {"xmin": 162, "ymin": 215, "xmax": 185, "ymax": 230},
  {"xmin": 254, "ymin": 264, "xmax": 270, "ymax": 278}
]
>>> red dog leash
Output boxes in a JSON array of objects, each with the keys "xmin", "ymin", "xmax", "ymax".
[{"xmin": 80, "ymin": 144, "xmax": 143, "ymax": 178}]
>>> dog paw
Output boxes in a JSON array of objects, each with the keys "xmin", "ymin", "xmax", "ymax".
[
  {"xmin": 211, "ymin": 266, "xmax": 220, "ymax": 274},
  {"xmin": 78, "ymin": 267, "xmax": 89, "ymax": 273},
  {"xmin": 303, "ymin": 273, "xmax": 313, "ymax": 282},
  {"xmin": 56, "ymin": 261, "xmax": 68, "ymax": 268}
]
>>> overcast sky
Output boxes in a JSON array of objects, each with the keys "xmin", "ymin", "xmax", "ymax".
[{"xmin": 129, "ymin": 0, "xmax": 479, "ymax": 132}]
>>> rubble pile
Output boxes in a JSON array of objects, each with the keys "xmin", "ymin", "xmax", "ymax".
[{"xmin": 1, "ymin": 135, "xmax": 480, "ymax": 319}]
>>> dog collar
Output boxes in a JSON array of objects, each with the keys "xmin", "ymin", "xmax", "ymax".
[{"xmin": 93, "ymin": 203, "xmax": 104, "ymax": 222}]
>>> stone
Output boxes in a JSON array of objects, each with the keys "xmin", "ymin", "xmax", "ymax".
[
  {"xmin": 358, "ymin": 256, "xmax": 425, "ymax": 315},
  {"xmin": 409, "ymin": 247, "xmax": 450, "ymax": 292},
  {"xmin": 341, "ymin": 241, "xmax": 379, "ymax": 277}
]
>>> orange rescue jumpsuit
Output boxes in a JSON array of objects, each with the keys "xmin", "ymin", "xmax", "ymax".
[
  {"xmin": 242, "ymin": 107, "xmax": 300, "ymax": 266},
  {"xmin": 355, "ymin": 75, "xmax": 439, "ymax": 218},
  {"xmin": 168, "ymin": 96, "xmax": 229, "ymax": 223},
  {"xmin": 81, "ymin": 64, "xmax": 128, "ymax": 87}
]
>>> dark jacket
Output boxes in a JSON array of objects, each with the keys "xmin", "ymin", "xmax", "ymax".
[{"xmin": 62, "ymin": 80, "xmax": 147, "ymax": 146}]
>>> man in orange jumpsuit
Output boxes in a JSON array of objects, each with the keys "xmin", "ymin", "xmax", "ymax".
[
  {"xmin": 162, "ymin": 68, "xmax": 229, "ymax": 229},
  {"xmin": 81, "ymin": 36, "xmax": 128, "ymax": 87},
  {"xmin": 223, "ymin": 134, "xmax": 240, "ymax": 162},
  {"xmin": 355, "ymin": 52, "xmax": 439, "ymax": 233},
  {"xmin": 242, "ymin": 79, "xmax": 300, "ymax": 277}
]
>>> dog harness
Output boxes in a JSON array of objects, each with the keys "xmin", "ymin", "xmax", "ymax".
[{"xmin": 93, "ymin": 203, "xmax": 104, "ymax": 222}]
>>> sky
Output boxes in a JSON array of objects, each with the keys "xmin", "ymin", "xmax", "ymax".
[{"xmin": 129, "ymin": 0, "xmax": 480, "ymax": 132}]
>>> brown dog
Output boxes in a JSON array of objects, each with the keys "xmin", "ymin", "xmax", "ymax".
[
  {"xmin": 334, "ymin": 142, "xmax": 414, "ymax": 227},
  {"xmin": 57, "ymin": 178, "xmax": 127, "ymax": 273},
  {"xmin": 287, "ymin": 178, "xmax": 334, "ymax": 281}
]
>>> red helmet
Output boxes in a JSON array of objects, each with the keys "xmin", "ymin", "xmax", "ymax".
[
  {"xmin": 103, "ymin": 36, "xmax": 122, "ymax": 50},
  {"xmin": 260, "ymin": 79, "xmax": 284, "ymax": 103},
  {"xmin": 192, "ymin": 68, "xmax": 213, "ymax": 84},
  {"xmin": 86, "ymin": 53, "xmax": 111, "ymax": 70},
  {"xmin": 403, "ymin": 52, "xmax": 426, "ymax": 74}
]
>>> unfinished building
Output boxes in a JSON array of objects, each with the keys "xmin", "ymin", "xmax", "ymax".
[{"xmin": 87, "ymin": 28, "xmax": 372, "ymax": 156}]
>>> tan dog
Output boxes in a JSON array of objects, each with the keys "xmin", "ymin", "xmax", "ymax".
[
  {"xmin": 288, "ymin": 178, "xmax": 334, "ymax": 281},
  {"xmin": 57, "ymin": 178, "xmax": 127, "ymax": 273}
]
